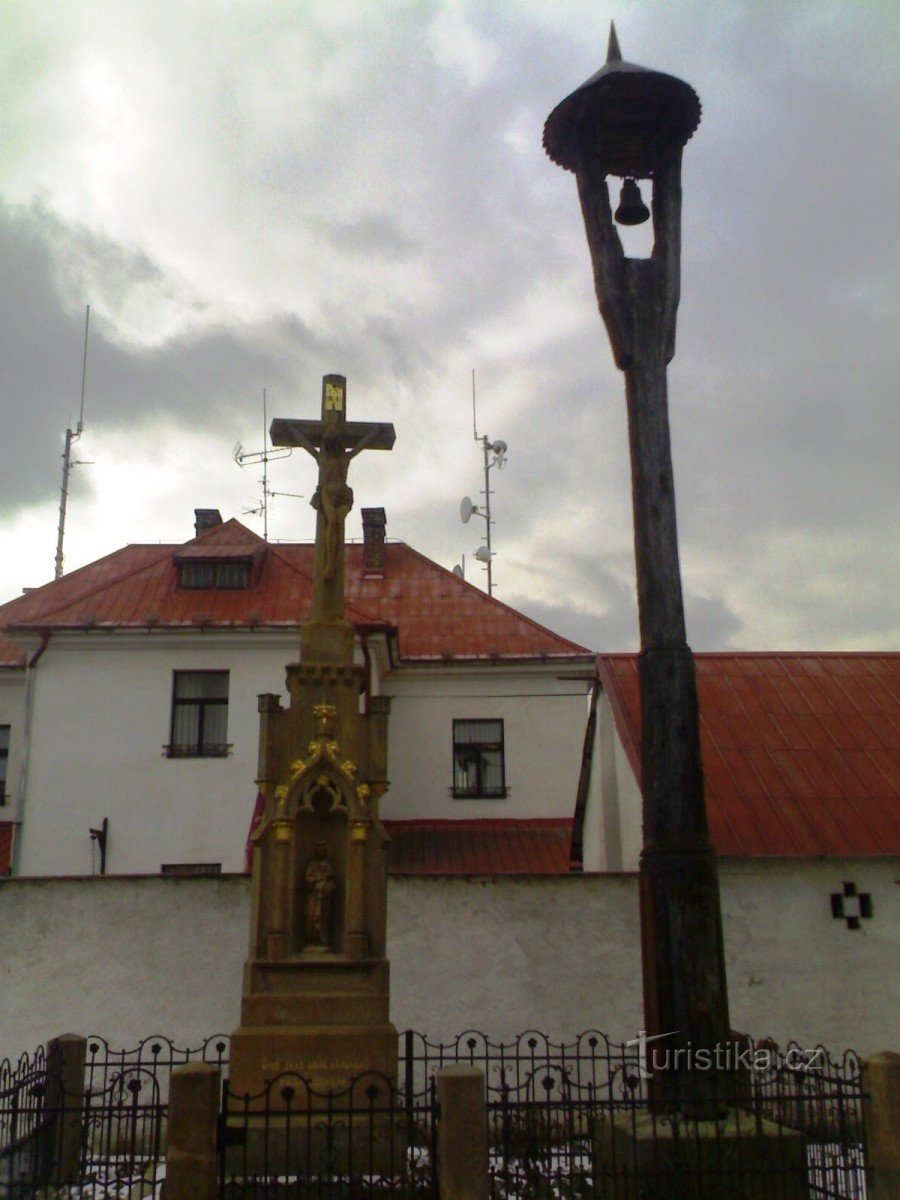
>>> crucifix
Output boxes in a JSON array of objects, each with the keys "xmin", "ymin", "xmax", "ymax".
[
  {"xmin": 271, "ymin": 375, "xmax": 395, "ymax": 633},
  {"xmin": 232, "ymin": 375, "xmax": 399, "ymax": 1125}
]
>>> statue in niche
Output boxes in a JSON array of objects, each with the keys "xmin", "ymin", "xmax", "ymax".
[{"xmin": 303, "ymin": 840, "xmax": 337, "ymax": 949}]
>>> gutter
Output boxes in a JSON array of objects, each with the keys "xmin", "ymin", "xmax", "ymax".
[
  {"xmin": 359, "ymin": 627, "xmax": 373, "ymax": 715},
  {"xmin": 10, "ymin": 630, "xmax": 50, "ymax": 875},
  {"xmin": 569, "ymin": 669, "xmax": 600, "ymax": 870}
]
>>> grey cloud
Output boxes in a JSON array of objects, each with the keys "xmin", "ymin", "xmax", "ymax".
[
  {"xmin": 324, "ymin": 215, "xmax": 418, "ymax": 258},
  {"xmin": 0, "ymin": 2, "xmax": 895, "ymax": 653},
  {"xmin": 0, "ymin": 203, "xmax": 322, "ymax": 515}
]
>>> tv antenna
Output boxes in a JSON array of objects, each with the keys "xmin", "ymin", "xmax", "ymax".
[
  {"xmin": 234, "ymin": 389, "xmax": 300, "ymax": 539},
  {"xmin": 458, "ymin": 370, "xmax": 508, "ymax": 597},
  {"xmin": 55, "ymin": 304, "xmax": 95, "ymax": 580}
]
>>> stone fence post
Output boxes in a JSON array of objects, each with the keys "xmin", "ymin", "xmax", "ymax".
[
  {"xmin": 165, "ymin": 1062, "xmax": 220, "ymax": 1200},
  {"xmin": 863, "ymin": 1051, "xmax": 900, "ymax": 1200},
  {"xmin": 436, "ymin": 1065, "xmax": 488, "ymax": 1200},
  {"xmin": 45, "ymin": 1033, "xmax": 87, "ymax": 1185}
]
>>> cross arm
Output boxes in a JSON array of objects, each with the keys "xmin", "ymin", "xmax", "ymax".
[
  {"xmin": 269, "ymin": 419, "xmax": 321, "ymax": 458},
  {"xmin": 346, "ymin": 422, "xmax": 395, "ymax": 458},
  {"xmin": 269, "ymin": 418, "xmax": 395, "ymax": 454}
]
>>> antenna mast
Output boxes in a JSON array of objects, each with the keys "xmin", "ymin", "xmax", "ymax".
[
  {"xmin": 261, "ymin": 389, "xmax": 269, "ymax": 539},
  {"xmin": 55, "ymin": 304, "xmax": 91, "ymax": 580},
  {"xmin": 234, "ymin": 390, "xmax": 298, "ymax": 536},
  {"xmin": 459, "ymin": 371, "xmax": 508, "ymax": 597}
]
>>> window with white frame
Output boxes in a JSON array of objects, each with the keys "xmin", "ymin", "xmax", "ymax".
[
  {"xmin": 452, "ymin": 719, "xmax": 506, "ymax": 799},
  {"xmin": 167, "ymin": 671, "xmax": 230, "ymax": 758}
]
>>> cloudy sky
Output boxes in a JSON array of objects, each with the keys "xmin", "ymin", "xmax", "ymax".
[{"xmin": 0, "ymin": 0, "xmax": 896, "ymax": 651}]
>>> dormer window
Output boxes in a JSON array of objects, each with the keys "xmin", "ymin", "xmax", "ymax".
[
  {"xmin": 174, "ymin": 543, "xmax": 262, "ymax": 589},
  {"xmin": 178, "ymin": 561, "xmax": 249, "ymax": 590}
]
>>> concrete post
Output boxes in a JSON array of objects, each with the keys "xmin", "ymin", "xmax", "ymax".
[
  {"xmin": 437, "ymin": 1066, "xmax": 488, "ymax": 1200},
  {"xmin": 165, "ymin": 1062, "xmax": 220, "ymax": 1200},
  {"xmin": 863, "ymin": 1051, "xmax": 900, "ymax": 1200},
  {"xmin": 46, "ymin": 1033, "xmax": 87, "ymax": 1184}
]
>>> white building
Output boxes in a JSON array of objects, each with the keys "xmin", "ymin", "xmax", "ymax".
[{"xmin": 0, "ymin": 507, "xmax": 594, "ymax": 876}]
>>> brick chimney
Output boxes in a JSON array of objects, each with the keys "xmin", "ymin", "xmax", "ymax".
[
  {"xmin": 361, "ymin": 508, "xmax": 386, "ymax": 573},
  {"xmin": 194, "ymin": 509, "xmax": 223, "ymax": 537}
]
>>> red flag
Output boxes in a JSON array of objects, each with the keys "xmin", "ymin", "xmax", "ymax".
[{"xmin": 244, "ymin": 791, "xmax": 265, "ymax": 873}]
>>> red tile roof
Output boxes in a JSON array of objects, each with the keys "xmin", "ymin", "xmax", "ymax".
[
  {"xmin": 0, "ymin": 823, "xmax": 13, "ymax": 875},
  {"xmin": 0, "ymin": 633, "xmax": 25, "ymax": 668},
  {"xmin": 0, "ymin": 520, "xmax": 589, "ymax": 663},
  {"xmin": 597, "ymin": 652, "xmax": 900, "ymax": 858},
  {"xmin": 383, "ymin": 819, "xmax": 575, "ymax": 874}
]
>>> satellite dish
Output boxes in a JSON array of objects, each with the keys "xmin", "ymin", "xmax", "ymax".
[
  {"xmin": 452, "ymin": 563, "xmax": 464, "ymax": 579},
  {"xmin": 474, "ymin": 545, "xmax": 493, "ymax": 563},
  {"xmin": 460, "ymin": 496, "xmax": 476, "ymax": 524}
]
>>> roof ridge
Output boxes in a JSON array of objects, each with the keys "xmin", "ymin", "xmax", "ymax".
[{"xmin": 189, "ymin": 517, "xmax": 266, "ymax": 547}]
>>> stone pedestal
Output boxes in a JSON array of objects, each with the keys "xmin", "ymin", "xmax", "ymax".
[
  {"xmin": 230, "ymin": 955, "xmax": 398, "ymax": 1101},
  {"xmin": 592, "ymin": 1108, "xmax": 806, "ymax": 1199}
]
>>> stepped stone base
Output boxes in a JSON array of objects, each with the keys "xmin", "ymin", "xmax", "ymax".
[{"xmin": 592, "ymin": 1108, "xmax": 806, "ymax": 1200}]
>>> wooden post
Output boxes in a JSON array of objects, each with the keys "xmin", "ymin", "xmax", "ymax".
[
  {"xmin": 569, "ymin": 91, "xmax": 730, "ymax": 1117},
  {"xmin": 437, "ymin": 1066, "xmax": 488, "ymax": 1200},
  {"xmin": 863, "ymin": 1051, "xmax": 900, "ymax": 1200},
  {"xmin": 45, "ymin": 1033, "xmax": 86, "ymax": 1185},
  {"xmin": 165, "ymin": 1062, "xmax": 220, "ymax": 1200}
]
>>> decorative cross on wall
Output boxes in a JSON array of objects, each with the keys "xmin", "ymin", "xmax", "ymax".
[{"xmin": 830, "ymin": 882, "xmax": 873, "ymax": 930}]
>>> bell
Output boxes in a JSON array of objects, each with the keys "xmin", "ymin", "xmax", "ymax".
[{"xmin": 614, "ymin": 177, "xmax": 650, "ymax": 226}]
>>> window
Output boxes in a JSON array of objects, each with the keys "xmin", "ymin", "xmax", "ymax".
[
  {"xmin": 178, "ymin": 561, "xmax": 248, "ymax": 589},
  {"xmin": 0, "ymin": 725, "xmax": 9, "ymax": 805},
  {"xmin": 167, "ymin": 671, "xmax": 230, "ymax": 757},
  {"xmin": 453, "ymin": 719, "xmax": 506, "ymax": 799}
]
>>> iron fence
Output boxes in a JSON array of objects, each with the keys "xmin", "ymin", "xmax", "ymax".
[
  {"xmin": 83, "ymin": 1032, "xmax": 230, "ymax": 1100},
  {"xmin": 0, "ymin": 1035, "xmax": 228, "ymax": 1198},
  {"xmin": 0, "ymin": 1032, "xmax": 869, "ymax": 1199},
  {"xmin": 220, "ymin": 1070, "xmax": 435, "ymax": 1199},
  {"xmin": 0, "ymin": 1047, "xmax": 51, "ymax": 1198}
]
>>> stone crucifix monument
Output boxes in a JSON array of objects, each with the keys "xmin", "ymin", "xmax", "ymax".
[{"xmin": 229, "ymin": 374, "xmax": 398, "ymax": 1106}]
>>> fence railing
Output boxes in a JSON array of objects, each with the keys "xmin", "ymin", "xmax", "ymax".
[
  {"xmin": 0, "ymin": 1034, "xmax": 228, "ymax": 1198},
  {"xmin": 220, "ymin": 1070, "xmax": 434, "ymax": 1197},
  {"xmin": 0, "ymin": 1032, "xmax": 871, "ymax": 1199}
]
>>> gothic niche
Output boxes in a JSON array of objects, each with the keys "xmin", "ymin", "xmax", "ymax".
[{"xmin": 292, "ymin": 779, "xmax": 348, "ymax": 955}]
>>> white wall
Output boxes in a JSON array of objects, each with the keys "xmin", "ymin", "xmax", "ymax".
[
  {"xmin": 17, "ymin": 630, "xmax": 300, "ymax": 876},
  {"xmin": 721, "ymin": 859, "xmax": 899, "ymax": 1055},
  {"xmin": 384, "ymin": 663, "xmax": 592, "ymax": 820},
  {"xmin": 13, "ymin": 635, "xmax": 592, "ymax": 874},
  {"xmin": 581, "ymin": 691, "xmax": 643, "ymax": 872},
  {"xmin": 0, "ymin": 863, "xmax": 896, "ymax": 1065}
]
